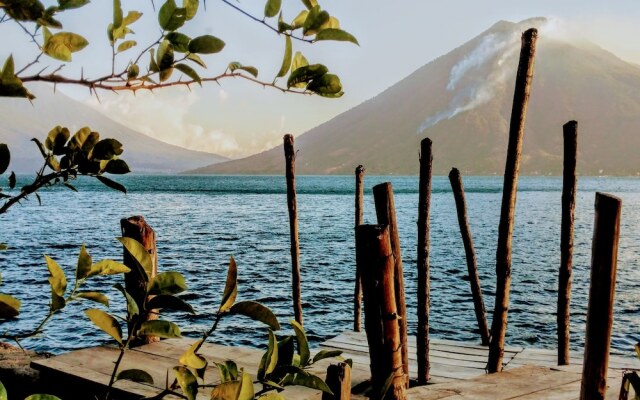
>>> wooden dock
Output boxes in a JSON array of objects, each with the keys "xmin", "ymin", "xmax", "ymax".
[{"xmin": 32, "ymin": 331, "xmax": 639, "ymax": 399}]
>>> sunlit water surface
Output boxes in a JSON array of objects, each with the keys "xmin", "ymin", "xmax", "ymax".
[{"xmin": 1, "ymin": 175, "xmax": 639, "ymax": 356}]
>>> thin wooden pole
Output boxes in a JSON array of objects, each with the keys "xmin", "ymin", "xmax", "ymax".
[
  {"xmin": 354, "ymin": 164, "xmax": 365, "ymax": 332},
  {"xmin": 358, "ymin": 224, "xmax": 406, "ymax": 400},
  {"xmin": 373, "ymin": 183, "xmax": 409, "ymax": 388},
  {"xmin": 284, "ymin": 134, "xmax": 303, "ymax": 326},
  {"xmin": 417, "ymin": 138, "xmax": 433, "ymax": 384},
  {"xmin": 487, "ymin": 27, "xmax": 538, "ymax": 373},
  {"xmin": 579, "ymin": 193, "xmax": 622, "ymax": 400},
  {"xmin": 558, "ymin": 120, "xmax": 578, "ymax": 365},
  {"xmin": 121, "ymin": 216, "xmax": 158, "ymax": 345},
  {"xmin": 448, "ymin": 168, "xmax": 490, "ymax": 346},
  {"xmin": 322, "ymin": 362, "xmax": 352, "ymax": 400}
]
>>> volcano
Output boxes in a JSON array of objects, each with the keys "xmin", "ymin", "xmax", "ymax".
[{"xmin": 192, "ymin": 17, "xmax": 640, "ymax": 176}]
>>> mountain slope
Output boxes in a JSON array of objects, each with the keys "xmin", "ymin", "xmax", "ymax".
[
  {"xmin": 193, "ymin": 18, "xmax": 640, "ymax": 176},
  {"xmin": 0, "ymin": 85, "xmax": 228, "ymax": 173}
]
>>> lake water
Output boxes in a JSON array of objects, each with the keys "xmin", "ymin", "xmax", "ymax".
[{"xmin": 1, "ymin": 175, "xmax": 639, "ymax": 357}]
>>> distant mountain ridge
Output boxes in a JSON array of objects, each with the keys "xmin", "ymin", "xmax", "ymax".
[
  {"xmin": 0, "ymin": 85, "xmax": 228, "ymax": 174},
  {"xmin": 192, "ymin": 18, "xmax": 640, "ymax": 176}
]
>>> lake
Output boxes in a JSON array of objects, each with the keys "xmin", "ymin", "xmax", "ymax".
[{"xmin": 1, "ymin": 175, "xmax": 639, "ymax": 357}]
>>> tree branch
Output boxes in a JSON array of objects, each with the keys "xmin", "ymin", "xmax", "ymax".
[{"xmin": 219, "ymin": 0, "xmax": 313, "ymax": 44}]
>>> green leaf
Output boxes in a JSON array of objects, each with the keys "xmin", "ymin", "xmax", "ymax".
[
  {"xmin": 123, "ymin": 10, "xmax": 142, "ymax": 26},
  {"xmin": 290, "ymin": 319, "xmax": 310, "ymax": 366},
  {"xmin": 228, "ymin": 62, "xmax": 258, "ymax": 78},
  {"xmin": 43, "ymin": 32, "xmax": 89, "ymax": 62},
  {"xmin": 183, "ymin": 0, "xmax": 198, "ymax": 20},
  {"xmin": 175, "ymin": 63, "xmax": 201, "ymax": 85},
  {"xmin": 277, "ymin": 12, "xmax": 293, "ymax": 32},
  {"xmin": 287, "ymin": 64, "xmax": 328, "ymax": 88},
  {"xmin": 96, "ymin": 176, "xmax": 127, "ymax": 194},
  {"xmin": 166, "ymin": 32, "xmax": 191, "ymax": 53},
  {"xmin": 45, "ymin": 255, "xmax": 67, "ymax": 297},
  {"xmin": 50, "ymin": 291, "xmax": 65, "ymax": 312},
  {"xmin": 127, "ymin": 64, "xmax": 139, "ymax": 79},
  {"xmin": 75, "ymin": 244, "xmax": 93, "ymax": 280},
  {"xmin": 88, "ymin": 260, "xmax": 130, "ymax": 276},
  {"xmin": 117, "ymin": 40, "xmax": 137, "ymax": 53},
  {"xmin": 173, "ymin": 366, "xmax": 197, "ymax": 400},
  {"xmin": 76, "ymin": 291, "xmax": 109, "ymax": 307},
  {"xmin": 307, "ymin": 73, "xmax": 343, "ymax": 97},
  {"xmin": 147, "ymin": 271, "xmax": 187, "ymax": 295},
  {"xmin": 264, "ymin": 0, "xmax": 281, "ymax": 18},
  {"xmin": 1, "ymin": 55, "xmax": 15, "ymax": 80},
  {"xmin": 116, "ymin": 369, "xmax": 154, "ymax": 384},
  {"xmin": 238, "ymin": 369, "xmax": 254, "ymax": 400},
  {"xmin": 117, "ymin": 237, "xmax": 152, "ymax": 278},
  {"xmin": 105, "ymin": 159, "xmax": 130, "ymax": 174},
  {"xmin": 228, "ymin": 301, "xmax": 280, "ymax": 330},
  {"xmin": 186, "ymin": 53, "xmax": 206, "ymax": 68},
  {"xmin": 0, "ymin": 294, "xmax": 21, "ymax": 318},
  {"xmin": 0, "ymin": 143, "xmax": 9, "ymax": 175},
  {"xmin": 315, "ymin": 28, "xmax": 358, "ymax": 45},
  {"xmin": 302, "ymin": 6, "xmax": 329, "ymax": 36},
  {"xmin": 24, "ymin": 395, "xmax": 62, "ymax": 400},
  {"xmin": 179, "ymin": 339, "xmax": 206, "ymax": 369},
  {"xmin": 312, "ymin": 349, "xmax": 342, "ymax": 364},
  {"xmin": 276, "ymin": 36, "xmax": 292, "ymax": 78},
  {"xmin": 300, "ymin": 0, "xmax": 317, "ymax": 10},
  {"xmin": 0, "ymin": 380, "xmax": 6, "ymax": 400},
  {"xmin": 92, "ymin": 138, "xmax": 123, "ymax": 160},
  {"xmin": 291, "ymin": 51, "xmax": 308, "ymax": 72},
  {"xmin": 58, "ymin": 0, "xmax": 90, "ymax": 10},
  {"xmin": 159, "ymin": 67, "xmax": 174, "ymax": 82},
  {"xmin": 188, "ymin": 35, "xmax": 225, "ymax": 54},
  {"xmin": 217, "ymin": 360, "xmax": 238, "ymax": 382},
  {"xmin": 276, "ymin": 336, "xmax": 295, "ymax": 367},
  {"xmin": 158, "ymin": 0, "xmax": 187, "ymax": 31},
  {"xmin": 291, "ymin": 10, "xmax": 308, "ymax": 29},
  {"xmin": 219, "ymin": 256, "xmax": 237, "ymax": 313},
  {"xmin": 68, "ymin": 127, "xmax": 91, "ymax": 152},
  {"xmin": 265, "ymin": 329, "xmax": 278, "ymax": 375},
  {"xmin": 45, "ymin": 126, "xmax": 70, "ymax": 155},
  {"xmin": 148, "ymin": 48, "xmax": 160, "ymax": 73},
  {"xmin": 113, "ymin": 0, "xmax": 123, "ymax": 28},
  {"xmin": 320, "ymin": 16, "xmax": 340, "ymax": 30},
  {"xmin": 114, "ymin": 283, "xmax": 139, "ymax": 318},
  {"xmin": 86, "ymin": 309, "xmax": 123, "ymax": 345},
  {"xmin": 210, "ymin": 381, "xmax": 240, "ymax": 400},
  {"xmin": 147, "ymin": 294, "xmax": 194, "ymax": 313},
  {"xmin": 156, "ymin": 40, "xmax": 175, "ymax": 71},
  {"xmin": 138, "ymin": 320, "xmax": 181, "ymax": 338},
  {"xmin": 290, "ymin": 372, "xmax": 333, "ymax": 394}
]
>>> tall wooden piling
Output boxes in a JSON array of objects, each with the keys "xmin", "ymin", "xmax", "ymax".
[
  {"xmin": 357, "ymin": 224, "xmax": 407, "ymax": 400},
  {"xmin": 448, "ymin": 168, "xmax": 490, "ymax": 346},
  {"xmin": 284, "ymin": 134, "xmax": 303, "ymax": 326},
  {"xmin": 487, "ymin": 28, "xmax": 538, "ymax": 373},
  {"xmin": 579, "ymin": 193, "xmax": 622, "ymax": 400},
  {"xmin": 354, "ymin": 165, "xmax": 365, "ymax": 332},
  {"xmin": 558, "ymin": 121, "xmax": 578, "ymax": 365},
  {"xmin": 121, "ymin": 216, "xmax": 158, "ymax": 344},
  {"xmin": 417, "ymin": 138, "xmax": 433, "ymax": 384},
  {"xmin": 373, "ymin": 183, "xmax": 409, "ymax": 387}
]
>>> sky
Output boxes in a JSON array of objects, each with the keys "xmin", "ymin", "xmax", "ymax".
[{"xmin": 2, "ymin": 1, "xmax": 640, "ymax": 158}]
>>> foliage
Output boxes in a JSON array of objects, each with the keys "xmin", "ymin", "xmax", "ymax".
[
  {"xmin": 0, "ymin": 0, "xmax": 358, "ymax": 99},
  {"xmin": 0, "ymin": 243, "xmax": 130, "ymax": 342},
  {"xmin": 0, "ymin": 125, "xmax": 129, "ymax": 215}
]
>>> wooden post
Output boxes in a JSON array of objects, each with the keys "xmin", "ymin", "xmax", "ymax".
[
  {"xmin": 579, "ymin": 193, "xmax": 622, "ymax": 400},
  {"xmin": 121, "ymin": 216, "xmax": 158, "ymax": 344},
  {"xmin": 322, "ymin": 362, "xmax": 352, "ymax": 400},
  {"xmin": 417, "ymin": 138, "xmax": 433, "ymax": 384},
  {"xmin": 558, "ymin": 120, "xmax": 578, "ymax": 365},
  {"xmin": 448, "ymin": 168, "xmax": 490, "ymax": 346},
  {"xmin": 283, "ymin": 134, "xmax": 303, "ymax": 326},
  {"xmin": 373, "ymin": 183, "xmax": 409, "ymax": 387},
  {"xmin": 487, "ymin": 27, "xmax": 538, "ymax": 373},
  {"xmin": 354, "ymin": 165, "xmax": 366, "ymax": 332},
  {"xmin": 357, "ymin": 224, "xmax": 407, "ymax": 400}
]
